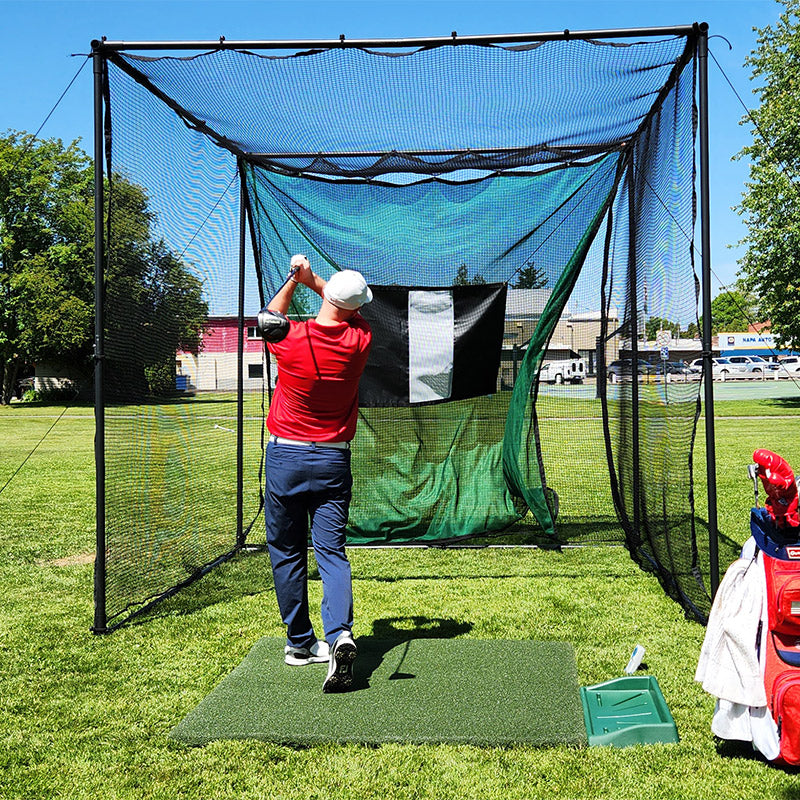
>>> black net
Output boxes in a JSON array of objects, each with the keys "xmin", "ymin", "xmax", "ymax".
[
  {"xmin": 598, "ymin": 55, "xmax": 709, "ymax": 619},
  {"xmin": 97, "ymin": 31, "xmax": 710, "ymax": 627}
]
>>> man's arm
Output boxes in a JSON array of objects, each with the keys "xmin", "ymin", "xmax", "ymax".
[{"xmin": 267, "ymin": 254, "xmax": 327, "ymax": 315}]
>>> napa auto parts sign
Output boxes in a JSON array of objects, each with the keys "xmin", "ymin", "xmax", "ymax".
[{"xmin": 722, "ymin": 332, "xmax": 775, "ymax": 350}]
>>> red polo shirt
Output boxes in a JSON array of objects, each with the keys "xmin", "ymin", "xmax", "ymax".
[{"xmin": 266, "ymin": 314, "xmax": 372, "ymax": 442}]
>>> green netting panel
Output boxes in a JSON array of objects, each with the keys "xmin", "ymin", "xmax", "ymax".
[
  {"xmin": 503, "ymin": 153, "xmax": 625, "ymax": 536},
  {"xmin": 349, "ymin": 402, "xmax": 525, "ymax": 544},
  {"xmin": 243, "ymin": 153, "xmax": 625, "ymax": 543},
  {"xmin": 243, "ymin": 156, "xmax": 624, "ymax": 299}
]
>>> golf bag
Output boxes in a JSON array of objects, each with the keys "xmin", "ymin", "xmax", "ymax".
[
  {"xmin": 752, "ymin": 505, "xmax": 800, "ymax": 765},
  {"xmin": 697, "ymin": 450, "xmax": 800, "ymax": 765}
]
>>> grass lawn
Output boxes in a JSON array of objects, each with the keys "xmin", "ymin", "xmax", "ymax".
[{"xmin": 2, "ymin": 390, "xmax": 800, "ymax": 799}]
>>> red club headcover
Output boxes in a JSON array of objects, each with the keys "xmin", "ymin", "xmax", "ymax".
[{"xmin": 753, "ymin": 449, "xmax": 800, "ymax": 528}]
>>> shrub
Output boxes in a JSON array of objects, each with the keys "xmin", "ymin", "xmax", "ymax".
[{"xmin": 144, "ymin": 360, "xmax": 177, "ymax": 396}]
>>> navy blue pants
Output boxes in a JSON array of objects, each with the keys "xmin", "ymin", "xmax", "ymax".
[{"xmin": 264, "ymin": 441, "xmax": 354, "ymax": 648}]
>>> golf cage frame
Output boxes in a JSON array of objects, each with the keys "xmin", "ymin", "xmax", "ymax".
[{"xmin": 91, "ymin": 23, "xmax": 719, "ymax": 633}]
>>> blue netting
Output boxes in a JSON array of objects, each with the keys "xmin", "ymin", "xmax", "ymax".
[
  {"xmin": 110, "ymin": 36, "xmax": 691, "ymax": 172},
  {"xmin": 99, "ymin": 31, "xmax": 713, "ymax": 628}
]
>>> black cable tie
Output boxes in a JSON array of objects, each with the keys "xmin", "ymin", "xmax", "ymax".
[
  {"xmin": 564, "ymin": 29, "xmax": 571, "ymax": 39},
  {"xmin": 219, "ymin": 35, "xmax": 226, "ymax": 44},
  {"xmin": 339, "ymin": 33, "xmax": 346, "ymax": 45}
]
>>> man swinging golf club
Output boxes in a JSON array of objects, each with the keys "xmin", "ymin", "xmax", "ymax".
[{"xmin": 263, "ymin": 254, "xmax": 372, "ymax": 693}]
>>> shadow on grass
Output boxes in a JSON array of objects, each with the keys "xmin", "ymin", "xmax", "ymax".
[
  {"xmin": 716, "ymin": 739, "xmax": 800, "ymax": 787},
  {"xmin": 349, "ymin": 517, "xmax": 627, "ymax": 551},
  {"xmin": 7, "ymin": 399, "xmax": 93, "ymax": 409},
  {"xmin": 128, "ymin": 549, "xmax": 279, "ymax": 626},
  {"xmin": 10, "ymin": 394, "xmax": 255, "ymax": 412},
  {"xmin": 107, "ymin": 396, "xmax": 244, "ymax": 408},
  {"xmin": 694, "ymin": 517, "xmax": 746, "ymax": 577},
  {"xmin": 122, "ymin": 515, "xmax": 734, "ymax": 630},
  {"xmin": 715, "ymin": 739, "xmax": 767, "ymax": 763},
  {"xmin": 357, "ymin": 569, "xmax": 643, "ymax": 582},
  {"xmin": 352, "ymin": 616, "xmax": 474, "ymax": 690},
  {"xmin": 767, "ymin": 397, "xmax": 800, "ymax": 411}
]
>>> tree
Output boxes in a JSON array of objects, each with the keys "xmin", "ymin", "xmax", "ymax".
[
  {"xmin": 735, "ymin": 0, "xmax": 800, "ymax": 350},
  {"xmin": 645, "ymin": 317, "xmax": 681, "ymax": 341},
  {"xmin": 512, "ymin": 263, "xmax": 548, "ymax": 289},
  {"xmin": 0, "ymin": 131, "xmax": 207, "ymax": 404},
  {"xmin": 454, "ymin": 263, "xmax": 487, "ymax": 285},
  {"xmin": 103, "ymin": 174, "xmax": 208, "ymax": 398},
  {"xmin": 697, "ymin": 285, "xmax": 759, "ymax": 335},
  {"xmin": 1, "ymin": 132, "xmax": 94, "ymax": 403},
  {"xmin": 710, "ymin": 286, "xmax": 760, "ymax": 333}
]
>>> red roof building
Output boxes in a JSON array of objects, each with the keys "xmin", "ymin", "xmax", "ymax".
[{"xmin": 177, "ymin": 315, "xmax": 274, "ymax": 391}]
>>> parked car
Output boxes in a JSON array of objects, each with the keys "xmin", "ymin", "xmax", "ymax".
[
  {"xmin": 724, "ymin": 355, "xmax": 780, "ymax": 377},
  {"xmin": 662, "ymin": 361, "xmax": 692, "ymax": 376},
  {"xmin": 606, "ymin": 359, "xmax": 656, "ymax": 382},
  {"xmin": 775, "ymin": 356, "xmax": 800, "ymax": 378},
  {"xmin": 688, "ymin": 357, "xmax": 733, "ymax": 377}
]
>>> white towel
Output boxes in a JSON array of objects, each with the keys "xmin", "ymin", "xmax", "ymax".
[
  {"xmin": 711, "ymin": 700, "xmax": 780, "ymax": 760},
  {"xmin": 749, "ymin": 705, "xmax": 781, "ymax": 761},
  {"xmin": 710, "ymin": 699, "xmax": 752, "ymax": 740},
  {"xmin": 695, "ymin": 556, "xmax": 767, "ymax": 707},
  {"xmin": 698, "ymin": 545, "xmax": 781, "ymax": 760}
]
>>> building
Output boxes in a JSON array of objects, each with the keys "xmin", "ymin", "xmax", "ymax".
[
  {"xmin": 499, "ymin": 289, "xmax": 621, "ymax": 387},
  {"xmin": 183, "ymin": 296, "xmax": 647, "ymax": 395},
  {"xmin": 717, "ymin": 331, "xmax": 796, "ymax": 360},
  {"xmin": 176, "ymin": 315, "xmax": 273, "ymax": 392},
  {"xmin": 636, "ymin": 334, "xmax": 707, "ymax": 365}
]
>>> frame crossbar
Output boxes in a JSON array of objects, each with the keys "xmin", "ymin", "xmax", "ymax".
[{"xmin": 91, "ymin": 24, "xmax": 702, "ymax": 53}]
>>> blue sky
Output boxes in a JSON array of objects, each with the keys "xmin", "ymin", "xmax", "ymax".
[{"xmin": 0, "ymin": 0, "xmax": 782, "ymax": 296}]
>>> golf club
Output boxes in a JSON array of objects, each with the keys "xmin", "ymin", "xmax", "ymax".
[{"xmin": 257, "ymin": 263, "xmax": 302, "ymax": 343}]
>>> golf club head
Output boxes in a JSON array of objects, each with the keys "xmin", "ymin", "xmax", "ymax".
[
  {"xmin": 257, "ymin": 308, "xmax": 290, "ymax": 343},
  {"xmin": 748, "ymin": 462, "xmax": 760, "ymax": 507}
]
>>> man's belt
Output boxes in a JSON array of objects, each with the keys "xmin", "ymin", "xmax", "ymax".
[{"xmin": 269, "ymin": 435, "xmax": 350, "ymax": 450}]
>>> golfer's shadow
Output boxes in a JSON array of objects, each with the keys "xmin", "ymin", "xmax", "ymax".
[{"xmin": 352, "ymin": 616, "xmax": 472, "ymax": 691}]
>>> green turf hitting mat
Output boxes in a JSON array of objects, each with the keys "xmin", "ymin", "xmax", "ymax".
[{"xmin": 170, "ymin": 637, "xmax": 587, "ymax": 747}]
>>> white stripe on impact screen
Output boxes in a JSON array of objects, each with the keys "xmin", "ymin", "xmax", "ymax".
[{"xmin": 408, "ymin": 290, "xmax": 454, "ymax": 403}]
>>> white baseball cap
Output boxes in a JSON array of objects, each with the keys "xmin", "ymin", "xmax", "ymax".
[{"xmin": 323, "ymin": 270, "xmax": 373, "ymax": 310}]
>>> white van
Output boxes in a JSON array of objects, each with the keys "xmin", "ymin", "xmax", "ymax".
[{"xmin": 540, "ymin": 358, "xmax": 586, "ymax": 384}]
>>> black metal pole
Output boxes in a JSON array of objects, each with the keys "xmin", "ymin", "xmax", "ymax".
[
  {"xmin": 627, "ymin": 161, "xmax": 642, "ymax": 536},
  {"xmin": 92, "ymin": 48, "xmax": 108, "ymax": 634},
  {"xmin": 91, "ymin": 25, "xmax": 698, "ymax": 52},
  {"xmin": 698, "ymin": 23, "xmax": 720, "ymax": 597},
  {"xmin": 512, "ymin": 344, "xmax": 519, "ymax": 384},
  {"xmin": 250, "ymin": 143, "xmax": 622, "ymax": 160},
  {"xmin": 236, "ymin": 167, "xmax": 246, "ymax": 548}
]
